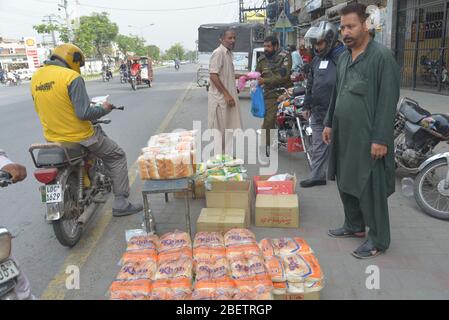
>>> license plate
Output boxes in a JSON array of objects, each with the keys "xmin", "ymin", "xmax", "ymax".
[
  {"xmin": 45, "ymin": 184, "xmax": 63, "ymax": 203},
  {"xmin": 0, "ymin": 260, "xmax": 20, "ymax": 285}
]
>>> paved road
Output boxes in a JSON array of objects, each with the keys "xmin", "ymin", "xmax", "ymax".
[{"xmin": 0, "ymin": 65, "xmax": 196, "ymax": 298}]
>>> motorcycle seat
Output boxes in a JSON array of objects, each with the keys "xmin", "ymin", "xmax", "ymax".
[
  {"xmin": 36, "ymin": 145, "xmax": 87, "ymax": 166},
  {"xmin": 293, "ymin": 87, "xmax": 306, "ymax": 97}
]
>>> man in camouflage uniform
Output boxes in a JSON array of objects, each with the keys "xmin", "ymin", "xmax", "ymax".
[{"xmin": 256, "ymin": 35, "xmax": 293, "ymax": 156}]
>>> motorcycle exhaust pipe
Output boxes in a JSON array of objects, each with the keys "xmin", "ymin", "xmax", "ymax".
[{"xmin": 78, "ymin": 204, "xmax": 97, "ymax": 225}]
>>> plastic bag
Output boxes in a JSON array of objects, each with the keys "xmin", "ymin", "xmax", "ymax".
[
  {"xmin": 194, "ymin": 256, "xmax": 231, "ymax": 282},
  {"xmin": 251, "ymin": 85, "xmax": 266, "ymax": 118},
  {"xmin": 154, "ymin": 256, "xmax": 193, "ymax": 281},
  {"xmin": 259, "ymin": 237, "xmax": 314, "ymax": 258},
  {"xmin": 116, "ymin": 260, "xmax": 157, "ymax": 281},
  {"xmin": 126, "ymin": 234, "xmax": 159, "ymax": 252},
  {"xmin": 119, "ymin": 250, "xmax": 158, "ymax": 266},
  {"xmin": 192, "ymin": 279, "xmax": 236, "ymax": 300},
  {"xmin": 151, "ymin": 278, "xmax": 192, "ymax": 300},
  {"xmin": 267, "ymin": 174, "xmax": 294, "ymax": 182},
  {"xmin": 283, "ymin": 253, "xmax": 323, "ymax": 283},
  {"xmin": 224, "ymin": 229, "xmax": 257, "ymax": 248},
  {"xmin": 264, "ymin": 256, "xmax": 286, "ymax": 283},
  {"xmin": 158, "ymin": 230, "xmax": 192, "ymax": 260},
  {"xmin": 109, "ymin": 279, "xmax": 152, "ymax": 300}
]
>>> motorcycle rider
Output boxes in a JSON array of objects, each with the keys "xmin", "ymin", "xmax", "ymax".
[
  {"xmin": 119, "ymin": 61, "xmax": 128, "ymax": 81},
  {"xmin": 300, "ymin": 21, "xmax": 345, "ymax": 188},
  {"xmin": 30, "ymin": 44, "xmax": 143, "ymax": 217},
  {"xmin": 131, "ymin": 59, "xmax": 141, "ymax": 79},
  {"xmin": 0, "ymin": 149, "xmax": 35, "ymax": 300}
]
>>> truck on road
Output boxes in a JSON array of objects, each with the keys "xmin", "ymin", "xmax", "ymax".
[{"xmin": 197, "ymin": 23, "xmax": 266, "ymax": 92}]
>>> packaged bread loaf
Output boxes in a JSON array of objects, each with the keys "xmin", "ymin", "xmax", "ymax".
[
  {"xmin": 109, "ymin": 279, "xmax": 152, "ymax": 300},
  {"xmin": 116, "ymin": 260, "xmax": 157, "ymax": 281},
  {"xmin": 282, "ymin": 253, "xmax": 323, "ymax": 283},
  {"xmin": 151, "ymin": 278, "xmax": 192, "ymax": 300},
  {"xmin": 192, "ymin": 279, "xmax": 236, "ymax": 300}
]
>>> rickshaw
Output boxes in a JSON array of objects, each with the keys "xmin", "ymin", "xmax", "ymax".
[{"xmin": 127, "ymin": 56, "xmax": 153, "ymax": 90}]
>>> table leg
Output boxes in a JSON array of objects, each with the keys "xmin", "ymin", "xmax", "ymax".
[
  {"xmin": 142, "ymin": 193, "xmax": 155, "ymax": 234},
  {"xmin": 184, "ymin": 191, "xmax": 192, "ymax": 238}
]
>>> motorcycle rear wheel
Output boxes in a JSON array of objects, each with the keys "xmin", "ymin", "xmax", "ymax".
[
  {"xmin": 53, "ymin": 173, "xmax": 83, "ymax": 247},
  {"xmin": 414, "ymin": 158, "xmax": 449, "ymax": 220}
]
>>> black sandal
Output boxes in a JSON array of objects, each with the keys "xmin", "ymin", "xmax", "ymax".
[
  {"xmin": 328, "ymin": 227, "xmax": 366, "ymax": 239},
  {"xmin": 351, "ymin": 240, "xmax": 385, "ymax": 260}
]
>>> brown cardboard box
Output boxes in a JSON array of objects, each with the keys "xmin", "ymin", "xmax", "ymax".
[
  {"xmin": 206, "ymin": 181, "xmax": 252, "ymax": 227},
  {"xmin": 273, "ymin": 291, "xmax": 320, "ymax": 300},
  {"xmin": 197, "ymin": 208, "xmax": 246, "ymax": 233},
  {"xmin": 174, "ymin": 179, "xmax": 206, "ymax": 199},
  {"xmin": 255, "ymin": 194, "xmax": 299, "ymax": 228}
]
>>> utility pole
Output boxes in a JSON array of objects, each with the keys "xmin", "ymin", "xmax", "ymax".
[
  {"xmin": 42, "ymin": 15, "xmax": 58, "ymax": 47},
  {"xmin": 58, "ymin": 0, "xmax": 72, "ymax": 41}
]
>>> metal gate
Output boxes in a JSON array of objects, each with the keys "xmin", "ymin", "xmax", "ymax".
[{"xmin": 396, "ymin": 0, "xmax": 449, "ymax": 94}]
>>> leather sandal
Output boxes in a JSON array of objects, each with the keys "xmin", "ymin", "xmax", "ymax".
[{"xmin": 328, "ymin": 227, "xmax": 366, "ymax": 239}]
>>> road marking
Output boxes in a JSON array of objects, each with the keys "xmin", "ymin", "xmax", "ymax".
[{"xmin": 40, "ymin": 82, "xmax": 194, "ymax": 300}]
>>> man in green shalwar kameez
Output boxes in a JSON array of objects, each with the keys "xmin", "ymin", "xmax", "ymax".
[{"xmin": 323, "ymin": 3, "xmax": 400, "ymax": 259}]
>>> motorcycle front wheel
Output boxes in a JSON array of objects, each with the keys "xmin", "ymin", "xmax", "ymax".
[
  {"xmin": 53, "ymin": 173, "xmax": 83, "ymax": 247},
  {"xmin": 414, "ymin": 158, "xmax": 449, "ymax": 220}
]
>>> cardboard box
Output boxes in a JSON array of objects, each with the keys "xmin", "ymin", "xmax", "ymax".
[
  {"xmin": 197, "ymin": 208, "xmax": 246, "ymax": 233},
  {"xmin": 273, "ymin": 291, "xmax": 320, "ymax": 300},
  {"xmin": 255, "ymin": 194, "xmax": 299, "ymax": 228},
  {"xmin": 206, "ymin": 181, "xmax": 252, "ymax": 227},
  {"xmin": 174, "ymin": 179, "xmax": 206, "ymax": 199},
  {"xmin": 254, "ymin": 175, "xmax": 297, "ymax": 195}
]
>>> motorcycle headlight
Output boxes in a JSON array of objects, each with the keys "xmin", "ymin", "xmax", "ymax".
[{"xmin": 0, "ymin": 228, "xmax": 12, "ymax": 261}]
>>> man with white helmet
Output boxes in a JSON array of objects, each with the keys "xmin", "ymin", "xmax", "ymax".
[{"xmin": 300, "ymin": 21, "xmax": 345, "ymax": 188}]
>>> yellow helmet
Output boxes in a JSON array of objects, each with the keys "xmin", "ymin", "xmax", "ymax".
[{"xmin": 51, "ymin": 43, "xmax": 85, "ymax": 74}]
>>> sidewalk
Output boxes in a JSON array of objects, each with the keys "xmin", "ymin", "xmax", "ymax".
[{"xmin": 137, "ymin": 85, "xmax": 449, "ymax": 300}]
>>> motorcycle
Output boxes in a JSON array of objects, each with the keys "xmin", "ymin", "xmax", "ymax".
[
  {"xmin": 29, "ymin": 104, "xmax": 124, "ymax": 247},
  {"xmin": 394, "ymin": 97, "xmax": 449, "ymax": 220},
  {"xmin": 120, "ymin": 70, "xmax": 129, "ymax": 84},
  {"xmin": 0, "ymin": 172, "xmax": 27, "ymax": 300},
  {"xmin": 273, "ymin": 86, "xmax": 313, "ymax": 168},
  {"xmin": 420, "ymin": 55, "xmax": 449, "ymax": 88},
  {"xmin": 102, "ymin": 69, "xmax": 112, "ymax": 82},
  {"xmin": 394, "ymin": 97, "xmax": 449, "ymax": 174}
]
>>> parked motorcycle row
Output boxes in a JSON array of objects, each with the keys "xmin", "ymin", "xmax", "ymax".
[{"xmin": 420, "ymin": 55, "xmax": 449, "ymax": 90}]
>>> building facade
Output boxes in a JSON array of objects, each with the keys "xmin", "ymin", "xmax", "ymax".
[{"xmin": 267, "ymin": 0, "xmax": 449, "ymax": 95}]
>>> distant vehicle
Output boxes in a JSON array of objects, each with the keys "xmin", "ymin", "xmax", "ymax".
[
  {"xmin": 197, "ymin": 22, "xmax": 265, "ymax": 92},
  {"xmin": 15, "ymin": 69, "xmax": 34, "ymax": 81}
]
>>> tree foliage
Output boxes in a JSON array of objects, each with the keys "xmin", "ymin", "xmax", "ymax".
[
  {"xmin": 146, "ymin": 45, "xmax": 161, "ymax": 61},
  {"xmin": 116, "ymin": 34, "xmax": 147, "ymax": 56},
  {"xmin": 163, "ymin": 43, "xmax": 185, "ymax": 61},
  {"xmin": 74, "ymin": 12, "xmax": 118, "ymax": 58}
]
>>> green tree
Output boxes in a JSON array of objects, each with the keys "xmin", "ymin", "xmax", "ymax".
[
  {"xmin": 116, "ymin": 34, "xmax": 147, "ymax": 56},
  {"xmin": 34, "ymin": 12, "xmax": 119, "ymax": 58},
  {"xmin": 74, "ymin": 12, "xmax": 119, "ymax": 58},
  {"xmin": 146, "ymin": 45, "xmax": 160, "ymax": 61},
  {"xmin": 33, "ymin": 23, "xmax": 70, "ymax": 43},
  {"xmin": 163, "ymin": 43, "xmax": 185, "ymax": 60}
]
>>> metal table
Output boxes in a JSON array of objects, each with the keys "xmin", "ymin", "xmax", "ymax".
[{"xmin": 141, "ymin": 178, "xmax": 195, "ymax": 237}]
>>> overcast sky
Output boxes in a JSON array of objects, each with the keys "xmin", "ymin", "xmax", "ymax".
[{"xmin": 0, "ymin": 0, "xmax": 264, "ymax": 51}]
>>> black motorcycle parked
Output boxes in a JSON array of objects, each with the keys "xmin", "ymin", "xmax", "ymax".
[
  {"xmin": 420, "ymin": 55, "xmax": 449, "ymax": 89},
  {"xmin": 394, "ymin": 97, "xmax": 449, "ymax": 220}
]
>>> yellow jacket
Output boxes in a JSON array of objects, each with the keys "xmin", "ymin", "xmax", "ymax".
[{"xmin": 31, "ymin": 62, "xmax": 100, "ymax": 143}]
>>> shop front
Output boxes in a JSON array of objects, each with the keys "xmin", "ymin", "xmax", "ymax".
[{"xmin": 395, "ymin": 0, "xmax": 449, "ymax": 94}]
